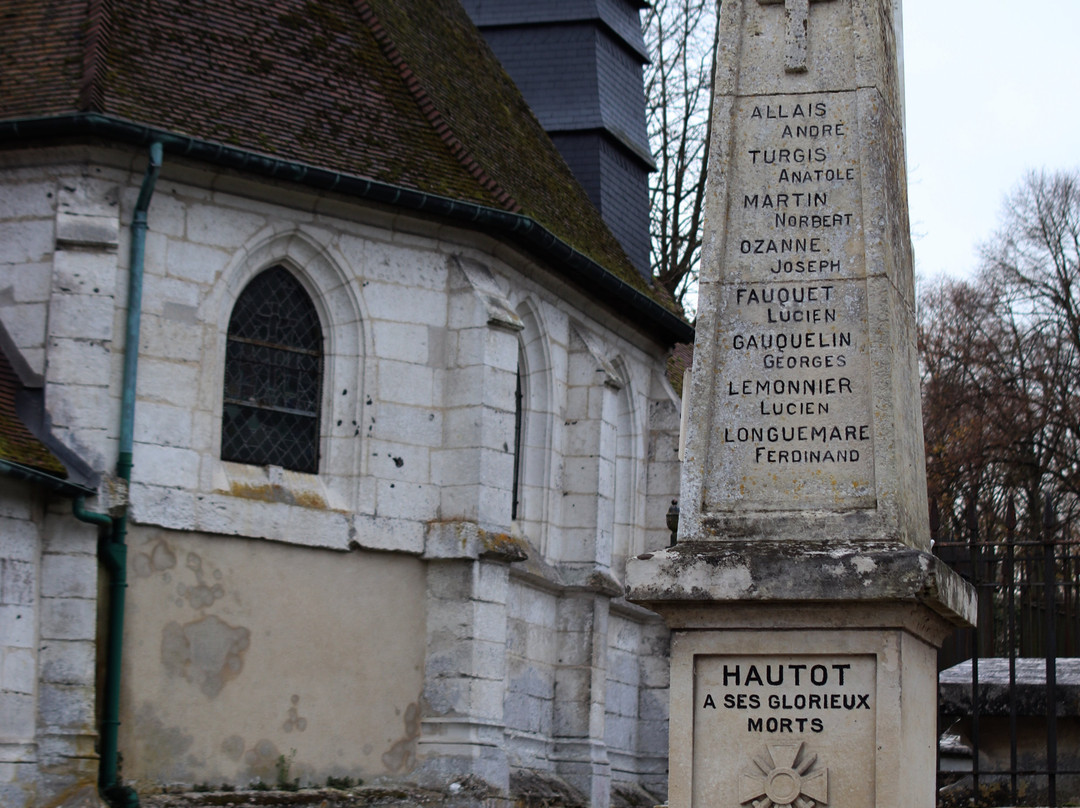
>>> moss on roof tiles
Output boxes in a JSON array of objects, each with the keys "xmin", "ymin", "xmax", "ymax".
[
  {"xmin": 366, "ymin": 0, "xmax": 663, "ymax": 301},
  {"xmin": 0, "ymin": 1, "xmax": 86, "ymax": 117},
  {"xmin": 96, "ymin": 0, "xmax": 499, "ymax": 203},
  {"xmin": 0, "ymin": 0, "xmax": 680, "ymax": 315}
]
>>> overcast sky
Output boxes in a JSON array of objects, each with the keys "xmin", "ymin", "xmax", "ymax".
[{"xmin": 902, "ymin": 0, "xmax": 1080, "ymax": 281}]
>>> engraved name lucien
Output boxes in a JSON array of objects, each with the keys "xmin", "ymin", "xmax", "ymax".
[{"xmin": 716, "ymin": 93, "xmax": 873, "ymax": 502}]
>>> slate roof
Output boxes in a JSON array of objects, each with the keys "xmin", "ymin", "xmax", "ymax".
[{"xmin": 0, "ymin": 0, "xmax": 690, "ymax": 337}]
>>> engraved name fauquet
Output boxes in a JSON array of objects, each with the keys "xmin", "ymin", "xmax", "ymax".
[{"xmin": 715, "ymin": 85, "xmax": 870, "ymax": 482}]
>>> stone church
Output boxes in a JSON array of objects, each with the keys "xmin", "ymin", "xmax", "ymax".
[{"xmin": 0, "ymin": 0, "xmax": 692, "ymax": 805}]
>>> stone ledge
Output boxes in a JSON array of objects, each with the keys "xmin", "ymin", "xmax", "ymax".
[
  {"xmin": 140, "ymin": 781, "xmax": 503, "ymax": 808},
  {"xmin": 423, "ymin": 520, "xmax": 528, "ymax": 562},
  {"xmin": 625, "ymin": 540, "xmax": 976, "ymax": 629},
  {"xmin": 939, "ymin": 658, "xmax": 1080, "ymax": 717}
]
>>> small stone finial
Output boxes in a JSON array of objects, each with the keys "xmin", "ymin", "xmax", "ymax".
[{"xmin": 666, "ymin": 500, "xmax": 680, "ymax": 547}]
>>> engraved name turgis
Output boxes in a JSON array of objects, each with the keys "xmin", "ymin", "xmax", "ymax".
[
  {"xmin": 736, "ymin": 100, "xmax": 857, "ymax": 277},
  {"xmin": 710, "ymin": 91, "xmax": 873, "ymax": 508}
]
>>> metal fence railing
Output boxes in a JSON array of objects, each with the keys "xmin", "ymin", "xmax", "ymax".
[{"xmin": 933, "ymin": 499, "xmax": 1080, "ymax": 807}]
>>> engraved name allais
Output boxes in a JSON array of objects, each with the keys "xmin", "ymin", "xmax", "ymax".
[{"xmin": 722, "ymin": 99, "xmax": 870, "ymax": 469}]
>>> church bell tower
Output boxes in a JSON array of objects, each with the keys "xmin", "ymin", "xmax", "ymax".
[{"xmin": 461, "ymin": 0, "xmax": 655, "ymax": 278}]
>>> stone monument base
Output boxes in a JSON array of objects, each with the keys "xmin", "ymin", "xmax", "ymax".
[{"xmin": 627, "ymin": 541, "xmax": 976, "ymax": 808}]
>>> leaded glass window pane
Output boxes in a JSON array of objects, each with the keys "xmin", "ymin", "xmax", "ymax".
[{"xmin": 221, "ymin": 266, "xmax": 323, "ymax": 473}]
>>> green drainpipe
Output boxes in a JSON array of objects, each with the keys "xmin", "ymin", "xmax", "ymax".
[{"xmin": 72, "ymin": 142, "xmax": 162, "ymax": 808}]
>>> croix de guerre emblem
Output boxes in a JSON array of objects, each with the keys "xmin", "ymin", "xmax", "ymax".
[{"xmin": 739, "ymin": 741, "xmax": 828, "ymax": 808}]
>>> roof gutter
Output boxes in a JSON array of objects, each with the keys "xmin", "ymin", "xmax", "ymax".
[
  {"xmin": 0, "ymin": 113, "xmax": 693, "ymax": 345},
  {"xmin": 0, "ymin": 458, "xmax": 96, "ymax": 497}
]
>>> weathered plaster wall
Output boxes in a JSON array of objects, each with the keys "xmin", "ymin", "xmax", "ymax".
[{"xmin": 119, "ymin": 528, "xmax": 427, "ymax": 788}]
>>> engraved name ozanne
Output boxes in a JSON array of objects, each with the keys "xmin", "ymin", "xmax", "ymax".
[{"xmin": 700, "ymin": 662, "xmax": 872, "ymax": 734}]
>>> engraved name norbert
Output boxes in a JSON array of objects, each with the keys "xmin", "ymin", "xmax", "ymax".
[{"xmin": 712, "ymin": 89, "xmax": 873, "ymax": 503}]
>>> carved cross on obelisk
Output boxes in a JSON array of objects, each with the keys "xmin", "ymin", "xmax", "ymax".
[{"xmin": 758, "ymin": 0, "xmax": 836, "ymax": 73}]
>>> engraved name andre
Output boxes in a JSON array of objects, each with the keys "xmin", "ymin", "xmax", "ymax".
[
  {"xmin": 741, "ymin": 103, "xmax": 851, "ymax": 278},
  {"xmin": 700, "ymin": 662, "xmax": 872, "ymax": 735},
  {"xmin": 724, "ymin": 96, "xmax": 869, "ymax": 470}
]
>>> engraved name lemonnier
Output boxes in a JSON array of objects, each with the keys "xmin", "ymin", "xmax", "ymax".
[{"xmin": 724, "ymin": 0, "xmax": 866, "ymax": 468}]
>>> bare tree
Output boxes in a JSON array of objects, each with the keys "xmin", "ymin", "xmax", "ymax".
[
  {"xmin": 920, "ymin": 171, "xmax": 1080, "ymax": 663},
  {"xmin": 643, "ymin": 0, "xmax": 718, "ymax": 312},
  {"xmin": 920, "ymin": 169, "xmax": 1080, "ymax": 542}
]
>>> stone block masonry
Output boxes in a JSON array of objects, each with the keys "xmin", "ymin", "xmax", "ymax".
[{"xmin": 0, "ymin": 148, "xmax": 683, "ymax": 805}]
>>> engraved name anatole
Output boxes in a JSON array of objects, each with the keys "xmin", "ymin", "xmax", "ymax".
[
  {"xmin": 740, "ymin": 103, "xmax": 853, "ymax": 275},
  {"xmin": 700, "ymin": 663, "xmax": 872, "ymax": 735},
  {"xmin": 721, "ymin": 97, "xmax": 867, "ymax": 468}
]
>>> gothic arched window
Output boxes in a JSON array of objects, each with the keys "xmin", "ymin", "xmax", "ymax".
[{"xmin": 221, "ymin": 266, "xmax": 323, "ymax": 473}]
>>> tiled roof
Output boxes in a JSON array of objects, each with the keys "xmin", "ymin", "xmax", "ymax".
[
  {"xmin": 0, "ymin": 348, "xmax": 68, "ymax": 479},
  {"xmin": 0, "ymin": 0, "xmax": 682, "ymax": 316}
]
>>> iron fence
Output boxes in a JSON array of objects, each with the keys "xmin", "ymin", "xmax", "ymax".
[{"xmin": 933, "ymin": 499, "xmax": 1080, "ymax": 807}]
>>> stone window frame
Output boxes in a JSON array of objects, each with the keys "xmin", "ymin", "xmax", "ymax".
[
  {"xmin": 611, "ymin": 357, "xmax": 646, "ymax": 581},
  {"xmin": 511, "ymin": 298, "xmax": 556, "ymax": 554},
  {"xmin": 201, "ymin": 228, "xmax": 369, "ymax": 514}
]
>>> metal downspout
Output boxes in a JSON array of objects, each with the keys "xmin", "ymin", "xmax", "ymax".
[{"xmin": 74, "ymin": 142, "xmax": 162, "ymax": 808}]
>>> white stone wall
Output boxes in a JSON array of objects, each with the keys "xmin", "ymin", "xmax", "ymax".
[
  {"xmin": 0, "ymin": 484, "xmax": 41, "ymax": 807},
  {"xmin": 0, "ymin": 484, "xmax": 101, "ymax": 808},
  {"xmin": 605, "ymin": 608, "xmax": 669, "ymax": 797},
  {"xmin": 505, "ymin": 578, "xmax": 558, "ymax": 764},
  {"xmin": 0, "ymin": 147, "xmax": 679, "ymax": 804}
]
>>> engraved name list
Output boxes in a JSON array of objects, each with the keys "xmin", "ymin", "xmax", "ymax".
[{"xmin": 710, "ymin": 92, "xmax": 875, "ymax": 511}]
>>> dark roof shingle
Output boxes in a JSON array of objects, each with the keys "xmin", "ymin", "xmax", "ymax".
[{"xmin": 0, "ymin": 0, "xmax": 680, "ymax": 314}]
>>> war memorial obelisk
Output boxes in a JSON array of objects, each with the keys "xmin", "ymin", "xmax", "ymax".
[{"xmin": 627, "ymin": 2, "xmax": 976, "ymax": 807}]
